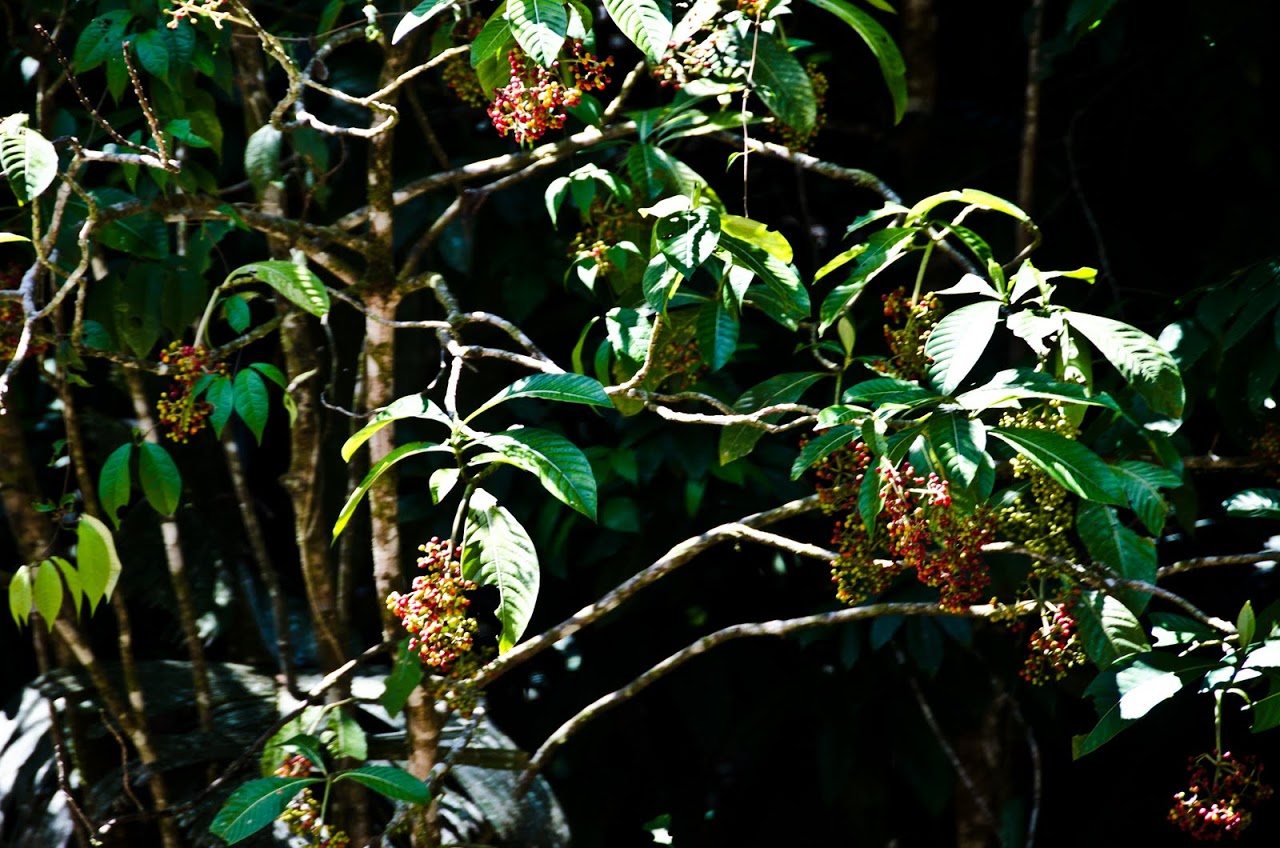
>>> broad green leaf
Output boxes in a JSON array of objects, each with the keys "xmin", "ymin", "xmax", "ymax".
[
  {"xmin": 209, "ymin": 777, "xmax": 320, "ymax": 844},
  {"xmin": 114, "ymin": 270, "xmax": 163, "ymax": 355},
  {"xmin": 990, "ymin": 427, "xmax": 1127, "ymax": 505},
  {"xmin": 642, "ymin": 254, "xmax": 681, "ymax": 313},
  {"xmin": 272, "ymin": 734, "xmax": 327, "ymax": 773},
  {"xmin": 226, "ymin": 260, "xmax": 330, "ymax": 317},
  {"xmin": 814, "ymin": 244, "xmax": 866, "ymax": 282},
  {"xmin": 341, "ymin": 394, "xmax": 451, "ymax": 462},
  {"xmin": 790, "ymin": 424, "xmax": 859, "ymax": 479},
  {"xmin": 222, "ymin": 295, "xmax": 251, "ymax": 333},
  {"xmin": 234, "ymin": 369, "xmax": 270, "ymax": 445},
  {"xmin": 751, "ymin": 33, "xmax": 817, "ymax": 132},
  {"xmin": 926, "ymin": 413, "xmax": 986, "ymax": 493},
  {"xmin": 600, "ymin": 0, "xmax": 671, "ymax": 61},
  {"xmin": 132, "ymin": 24, "xmax": 194, "ymax": 85},
  {"xmin": 468, "ymin": 373, "xmax": 612, "ymax": 422},
  {"xmin": 138, "ymin": 442, "xmax": 182, "ymax": 516},
  {"xmin": 98, "ymin": 443, "xmax": 134, "ymax": 529},
  {"xmin": 393, "ymin": 0, "xmax": 458, "ymax": 44},
  {"xmin": 841, "ymin": 377, "xmax": 938, "ymax": 407},
  {"xmin": 859, "ymin": 454, "xmax": 885, "ymax": 533},
  {"xmin": 719, "ymin": 373, "xmax": 824, "ymax": 464},
  {"xmin": 1238, "ymin": 601, "xmax": 1257, "ymax": 650},
  {"xmin": 907, "ymin": 188, "xmax": 1031, "ymax": 224},
  {"xmin": 249, "ymin": 362, "xmax": 287, "ymax": 388},
  {"xmin": 244, "ymin": 125, "xmax": 283, "ymax": 197},
  {"xmin": 696, "ymin": 298, "xmax": 738, "ymax": 371},
  {"xmin": 1112, "ymin": 461, "xmax": 1181, "ymax": 535},
  {"xmin": 656, "ymin": 205, "xmax": 721, "ymax": 278},
  {"xmin": 429, "ymin": 467, "xmax": 460, "ymax": 504},
  {"xmin": 506, "ymin": 0, "xmax": 568, "ymax": 66},
  {"xmin": 924, "ymin": 301, "xmax": 1000, "ymax": 395},
  {"xmin": 817, "ymin": 404, "xmax": 870, "ymax": 427},
  {"xmin": 333, "ymin": 442, "xmax": 446, "ymax": 539},
  {"xmin": 721, "ymin": 215, "xmax": 792, "ymax": 263},
  {"xmin": 818, "ymin": 227, "xmax": 916, "ymax": 331},
  {"xmin": 1251, "ymin": 687, "xmax": 1280, "ymax": 733},
  {"xmin": 934, "ymin": 273, "xmax": 1001, "ymax": 299},
  {"xmin": 471, "ymin": 6, "xmax": 514, "ymax": 67},
  {"xmin": 381, "ymin": 640, "xmax": 425, "ymax": 717},
  {"xmin": 72, "ymin": 11, "xmax": 131, "ymax": 72},
  {"xmin": 77, "ymin": 514, "xmax": 123, "ymax": 614},
  {"xmin": 96, "ymin": 201, "xmax": 169, "ymax": 259},
  {"xmin": 1073, "ymin": 659, "xmax": 1182, "ymax": 757},
  {"xmin": 8, "ymin": 565, "xmax": 32, "ymax": 627},
  {"xmin": 1077, "ymin": 501, "xmax": 1157, "ymax": 612},
  {"xmin": 1063, "ymin": 311, "xmax": 1185, "ymax": 422},
  {"xmin": 327, "ymin": 711, "xmax": 368, "ymax": 761},
  {"xmin": 476, "ymin": 428, "xmax": 598, "ymax": 519},
  {"xmin": 802, "ymin": 0, "xmax": 906, "ymax": 122},
  {"xmin": 842, "ymin": 202, "xmax": 911, "ymax": 239},
  {"xmin": 207, "ymin": 376, "xmax": 235, "ymax": 437},
  {"xmin": 51, "ymin": 557, "xmax": 83, "ymax": 618},
  {"xmin": 1223, "ymin": 488, "xmax": 1280, "ymax": 520},
  {"xmin": 1243, "ymin": 641, "xmax": 1280, "ymax": 669},
  {"xmin": 336, "ymin": 766, "xmax": 430, "ymax": 805},
  {"xmin": 954, "ymin": 368, "xmax": 1119, "ymax": 413},
  {"xmin": 720, "ymin": 232, "xmax": 809, "ymax": 322},
  {"xmin": 462, "ymin": 488, "xmax": 540, "ymax": 652},
  {"xmin": 0, "ymin": 115, "xmax": 58, "ymax": 203},
  {"xmin": 1073, "ymin": 590, "xmax": 1150, "ymax": 670}
]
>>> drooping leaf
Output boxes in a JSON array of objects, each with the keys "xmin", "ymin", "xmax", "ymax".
[
  {"xmin": 71, "ymin": 10, "xmax": 132, "ymax": 72},
  {"xmin": 696, "ymin": 297, "xmax": 738, "ymax": 371},
  {"xmin": 272, "ymin": 734, "xmax": 327, "ymax": 773},
  {"xmin": 77, "ymin": 514, "xmax": 123, "ymax": 614},
  {"xmin": 222, "ymin": 295, "xmax": 251, "ymax": 333},
  {"xmin": 506, "ymin": 0, "xmax": 568, "ymax": 66},
  {"xmin": 393, "ymin": 0, "xmax": 459, "ymax": 44},
  {"xmin": 600, "ymin": 0, "xmax": 671, "ymax": 61},
  {"xmin": 641, "ymin": 254, "xmax": 680, "ymax": 313},
  {"xmin": 1073, "ymin": 590, "xmax": 1150, "ymax": 670},
  {"xmin": 1073, "ymin": 658, "xmax": 1183, "ymax": 757},
  {"xmin": 32, "ymin": 560, "xmax": 61, "ymax": 629},
  {"xmin": 471, "ymin": 6, "xmax": 514, "ymax": 67},
  {"xmin": 462, "ymin": 488, "xmax": 540, "ymax": 652},
  {"xmin": 926, "ymin": 413, "xmax": 987, "ymax": 494},
  {"xmin": 934, "ymin": 273, "xmax": 1001, "ymax": 300},
  {"xmin": 818, "ymin": 228, "xmax": 916, "ymax": 331},
  {"xmin": 841, "ymin": 377, "xmax": 938, "ymax": 408},
  {"xmin": 327, "ymin": 711, "xmax": 369, "ymax": 761},
  {"xmin": 7, "ymin": 565, "xmax": 32, "ymax": 627},
  {"xmin": 51, "ymin": 556, "xmax": 83, "ymax": 618},
  {"xmin": 430, "ymin": 467, "xmax": 460, "ymax": 504},
  {"xmin": 469, "ymin": 373, "xmax": 612, "ymax": 422},
  {"xmin": 1077, "ymin": 501, "xmax": 1158, "ymax": 612},
  {"xmin": 98, "ymin": 443, "xmax": 134, "ymax": 529},
  {"xmin": 720, "ymin": 215, "xmax": 793, "ymax": 263},
  {"xmin": 341, "ymin": 394, "xmax": 451, "ymax": 462},
  {"xmin": 336, "ymin": 766, "xmax": 431, "ymax": 805},
  {"xmin": 234, "ymin": 369, "xmax": 270, "ymax": 445},
  {"xmin": 244, "ymin": 125, "xmax": 283, "ymax": 197},
  {"xmin": 381, "ymin": 640, "xmax": 425, "ymax": 717},
  {"xmin": 790, "ymin": 425, "xmax": 859, "ymax": 479},
  {"xmin": 207, "ymin": 375, "xmax": 235, "ymax": 437},
  {"xmin": 656, "ymin": 205, "xmax": 721, "ymax": 278},
  {"xmin": 1063, "ymin": 311, "xmax": 1185, "ymax": 422},
  {"xmin": 954, "ymin": 368, "xmax": 1119, "ymax": 413},
  {"xmin": 209, "ymin": 778, "xmax": 320, "ymax": 844},
  {"xmin": 332, "ymin": 442, "xmax": 447, "ymax": 539},
  {"xmin": 751, "ymin": 33, "xmax": 816, "ymax": 133},
  {"xmin": 924, "ymin": 301, "xmax": 1001, "ymax": 395},
  {"xmin": 720, "ymin": 232, "xmax": 808, "ymax": 323},
  {"xmin": 0, "ymin": 115, "xmax": 58, "ymax": 204},
  {"xmin": 476, "ymin": 428, "xmax": 598, "ymax": 519},
  {"xmin": 719, "ymin": 373, "xmax": 824, "ymax": 464},
  {"xmin": 226, "ymin": 260, "xmax": 330, "ymax": 317},
  {"xmin": 990, "ymin": 427, "xmax": 1127, "ymax": 505},
  {"xmin": 802, "ymin": 0, "xmax": 906, "ymax": 122},
  {"xmin": 138, "ymin": 442, "xmax": 182, "ymax": 516},
  {"xmin": 1223, "ymin": 488, "xmax": 1280, "ymax": 520},
  {"xmin": 1112, "ymin": 461, "xmax": 1181, "ymax": 535}
]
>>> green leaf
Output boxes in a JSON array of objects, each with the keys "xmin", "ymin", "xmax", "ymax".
[
  {"xmin": 506, "ymin": 0, "xmax": 568, "ymax": 66},
  {"xmin": 818, "ymin": 228, "xmax": 915, "ymax": 331},
  {"xmin": 0, "ymin": 232, "xmax": 31, "ymax": 243},
  {"xmin": 1063, "ymin": 311, "xmax": 1185, "ymax": 423},
  {"xmin": 97, "ymin": 202, "xmax": 169, "ymax": 259},
  {"xmin": 1077, "ymin": 501, "xmax": 1158, "ymax": 612},
  {"xmin": 77, "ymin": 514, "xmax": 123, "ymax": 614},
  {"xmin": 721, "ymin": 215, "xmax": 793, "ymax": 263},
  {"xmin": 249, "ymin": 362, "xmax": 287, "ymax": 389},
  {"xmin": 382, "ymin": 640, "xmax": 426, "ymax": 717},
  {"xmin": 273, "ymin": 734, "xmax": 327, "ymax": 773},
  {"xmin": 209, "ymin": 777, "xmax": 320, "ymax": 844},
  {"xmin": 720, "ymin": 232, "xmax": 808, "ymax": 322},
  {"xmin": 641, "ymin": 254, "xmax": 679, "ymax": 313},
  {"xmin": 72, "ymin": 11, "xmax": 132, "ymax": 72},
  {"xmin": 656, "ymin": 205, "xmax": 721, "ymax": 278},
  {"xmin": 336, "ymin": 766, "xmax": 430, "ymax": 805},
  {"xmin": 802, "ymin": 0, "xmax": 906, "ymax": 122},
  {"xmin": 472, "ymin": 6, "xmax": 514, "ymax": 67},
  {"xmin": 934, "ymin": 272, "xmax": 1001, "ymax": 300},
  {"xmin": 1250, "ymin": 687, "xmax": 1280, "ymax": 733},
  {"xmin": 1243, "ymin": 641, "xmax": 1280, "ymax": 669},
  {"xmin": 244, "ymin": 125, "xmax": 283, "ymax": 198},
  {"xmin": 1073, "ymin": 659, "xmax": 1183, "ymax": 757},
  {"xmin": 51, "ymin": 556, "xmax": 83, "ymax": 618},
  {"xmin": 751, "ymin": 34, "xmax": 817, "ymax": 133},
  {"xmin": 600, "ymin": 0, "xmax": 670, "ymax": 61},
  {"xmin": 430, "ymin": 467, "xmax": 460, "ymax": 504},
  {"xmin": 327, "ymin": 711, "xmax": 368, "ymax": 761},
  {"xmin": 1112, "ymin": 461, "xmax": 1181, "ymax": 535},
  {"xmin": 132, "ymin": 24, "xmax": 194, "ymax": 85},
  {"xmin": 1223, "ymin": 488, "xmax": 1280, "ymax": 520},
  {"xmin": 226, "ymin": 260, "xmax": 330, "ymax": 317},
  {"xmin": 333, "ymin": 442, "xmax": 446, "ymax": 539},
  {"xmin": 719, "ymin": 373, "xmax": 824, "ymax": 464},
  {"xmin": 924, "ymin": 301, "xmax": 1001, "ymax": 395},
  {"xmin": 8, "ymin": 565, "xmax": 32, "ymax": 627},
  {"xmin": 394, "ymin": 0, "xmax": 459, "ymax": 44},
  {"xmin": 907, "ymin": 188, "xmax": 1031, "ymax": 225},
  {"xmin": 841, "ymin": 377, "xmax": 938, "ymax": 407},
  {"xmin": 926, "ymin": 413, "xmax": 987, "ymax": 494},
  {"xmin": 0, "ymin": 115, "xmax": 59, "ymax": 204},
  {"xmin": 990, "ymin": 427, "xmax": 1127, "ymax": 506},
  {"xmin": 342, "ymin": 394, "xmax": 451, "ymax": 462},
  {"xmin": 954, "ymin": 368, "xmax": 1120, "ymax": 413},
  {"xmin": 790, "ymin": 425, "xmax": 859, "ymax": 479},
  {"xmin": 461, "ymin": 488, "xmax": 540, "ymax": 652},
  {"xmin": 859, "ymin": 454, "xmax": 885, "ymax": 533},
  {"xmin": 234, "ymin": 369, "xmax": 270, "ymax": 445},
  {"xmin": 207, "ymin": 376, "xmax": 235, "ymax": 437},
  {"xmin": 1073, "ymin": 590, "xmax": 1150, "ymax": 670},
  {"xmin": 476, "ymin": 428, "xmax": 598, "ymax": 519},
  {"xmin": 469, "ymin": 373, "xmax": 612, "ymax": 422},
  {"xmin": 1238, "ymin": 601, "xmax": 1257, "ymax": 650},
  {"xmin": 696, "ymin": 297, "xmax": 738, "ymax": 371},
  {"xmin": 222, "ymin": 295, "xmax": 251, "ymax": 333},
  {"xmin": 98, "ymin": 443, "xmax": 134, "ymax": 529},
  {"xmin": 138, "ymin": 442, "xmax": 182, "ymax": 516}
]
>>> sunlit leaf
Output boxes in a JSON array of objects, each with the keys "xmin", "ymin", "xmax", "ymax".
[{"xmin": 462, "ymin": 488, "xmax": 540, "ymax": 652}]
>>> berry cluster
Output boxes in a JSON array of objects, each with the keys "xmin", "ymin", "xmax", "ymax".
[
  {"xmin": 387, "ymin": 539, "xmax": 478, "ymax": 673},
  {"xmin": 165, "ymin": 0, "xmax": 231, "ymax": 29},
  {"xmin": 272, "ymin": 755, "xmax": 350, "ymax": 848},
  {"xmin": 815, "ymin": 437, "xmax": 995, "ymax": 611},
  {"xmin": 996, "ymin": 405, "xmax": 1079, "ymax": 561},
  {"xmin": 569, "ymin": 198, "xmax": 637, "ymax": 279},
  {"xmin": 568, "ymin": 40, "xmax": 614, "ymax": 92},
  {"xmin": 1170, "ymin": 751, "xmax": 1273, "ymax": 841},
  {"xmin": 487, "ymin": 43, "xmax": 611, "ymax": 144},
  {"xmin": 878, "ymin": 288, "xmax": 941, "ymax": 382},
  {"xmin": 1018, "ymin": 595, "xmax": 1085, "ymax": 684},
  {"xmin": 441, "ymin": 17, "xmax": 489, "ymax": 108},
  {"xmin": 1, "ymin": 302, "xmax": 47, "ymax": 363},
  {"xmin": 652, "ymin": 29, "xmax": 732, "ymax": 90},
  {"xmin": 770, "ymin": 64, "xmax": 828, "ymax": 152},
  {"xmin": 155, "ymin": 341, "xmax": 226, "ymax": 443}
]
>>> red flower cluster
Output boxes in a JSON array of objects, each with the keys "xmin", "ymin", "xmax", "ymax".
[
  {"xmin": 488, "ymin": 50, "xmax": 580, "ymax": 144},
  {"xmin": 1170, "ymin": 751, "xmax": 1273, "ymax": 841},
  {"xmin": 1019, "ymin": 597, "xmax": 1085, "ymax": 684},
  {"xmin": 155, "ymin": 341, "xmax": 226, "ymax": 443},
  {"xmin": 387, "ymin": 538, "xmax": 478, "ymax": 672},
  {"xmin": 273, "ymin": 755, "xmax": 350, "ymax": 848}
]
